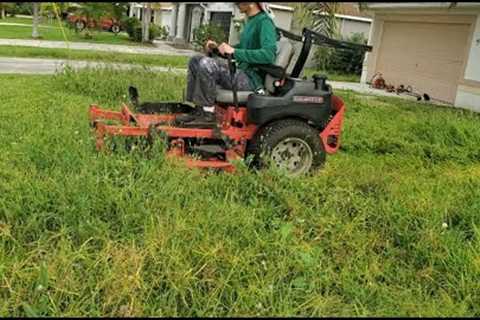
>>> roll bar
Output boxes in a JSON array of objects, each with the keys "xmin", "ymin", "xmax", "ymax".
[{"xmin": 277, "ymin": 27, "xmax": 373, "ymax": 78}]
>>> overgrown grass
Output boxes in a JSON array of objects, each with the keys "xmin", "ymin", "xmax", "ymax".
[
  {"xmin": 0, "ymin": 45, "xmax": 189, "ymax": 68},
  {"xmin": 0, "ymin": 21, "xmax": 136, "ymax": 46},
  {"xmin": 304, "ymin": 68, "xmax": 360, "ymax": 83},
  {"xmin": 1, "ymin": 67, "xmax": 480, "ymax": 317}
]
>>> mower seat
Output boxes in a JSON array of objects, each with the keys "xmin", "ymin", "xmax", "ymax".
[{"xmin": 216, "ymin": 37, "xmax": 294, "ymax": 104}]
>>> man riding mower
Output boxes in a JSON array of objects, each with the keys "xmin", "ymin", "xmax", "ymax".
[{"xmin": 89, "ymin": 3, "xmax": 372, "ymax": 176}]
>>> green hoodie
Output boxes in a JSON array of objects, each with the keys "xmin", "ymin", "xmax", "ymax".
[{"xmin": 233, "ymin": 11, "xmax": 278, "ymax": 90}]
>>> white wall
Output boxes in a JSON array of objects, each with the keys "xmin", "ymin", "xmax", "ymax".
[
  {"xmin": 455, "ymin": 85, "xmax": 480, "ymax": 112},
  {"xmin": 340, "ymin": 19, "xmax": 371, "ymax": 38},
  {"xmin": 464, "ymin": 14, "xmax": 480, "ymax": 81},
  {"xmin": 206, "ymin": 3, "xmax": 233, "ymax": 13},
  {"xmin": 271, "ymin": 8, "xmax": 292, "ymax": 30}
]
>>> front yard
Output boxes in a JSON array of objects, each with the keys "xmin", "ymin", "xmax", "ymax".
[
  {"xmin": 1, "ymin": 67, "xmax": 479, "ymax": 317},
  {"xmin": 0, "ymin": 16, "xmax": 136, "ymax": 46}
]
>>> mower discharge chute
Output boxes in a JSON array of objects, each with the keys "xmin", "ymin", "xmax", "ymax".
[{"xmin": 89, "ymin": 28, "xmax": 372, "ymax": 175}]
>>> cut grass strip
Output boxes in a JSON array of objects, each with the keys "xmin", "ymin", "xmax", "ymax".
[
  {"xmin": 0, "ymin": 45, "xmax": 190, "ymax": 68},
  {"xmin": 304, "ymin": 68, "xmax": 360, "ymax": 83}
]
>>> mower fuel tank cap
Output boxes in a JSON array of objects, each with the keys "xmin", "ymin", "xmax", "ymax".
[{"xmin": 312, "ymin": 74, "xmax": 328, "ymax": 91}]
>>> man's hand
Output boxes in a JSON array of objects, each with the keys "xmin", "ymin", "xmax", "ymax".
[
  {"xmin": 218, "ymin": 43, "xmax": 235, "ymax": 56},
  {"xmin": 205, "ymin": 40, "xmax": 218, "ymax": 52}
]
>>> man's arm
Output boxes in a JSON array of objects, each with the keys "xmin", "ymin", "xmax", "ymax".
[{"xmin": 233, "ymin": 19, "xmax": 277, "ymax": 65}]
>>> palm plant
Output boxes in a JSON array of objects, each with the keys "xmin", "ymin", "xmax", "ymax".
[{"xmin": 291, "ymin": 2, "xmax": 339, "ymax": 37}]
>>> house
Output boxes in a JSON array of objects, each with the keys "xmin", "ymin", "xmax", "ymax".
[
  {"xmin": 127, "ymin": 2, "xmax": 293, "ymax": 42},
  {"xmin": 360, "ymin": 2, "xmax": 480, "ymax": 111},
  {"xmin": 128, "ymin": 2, "xmax": 294, "ymax": 45}
]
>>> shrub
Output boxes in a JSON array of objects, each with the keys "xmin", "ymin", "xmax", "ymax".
[
  {"xmin": 192, "ymin": 23, "xmax": 227, "ymax": 51},
  {"xmin": 313, "ymin": 32, "xmax": 368, "ymax": 75},
  {"xmin": 156, "ymin": 25, "xmax": 169, "ymax": 40},
  {"xmin": 122, "ymin": 17, "xmax": 161, "ymax": 42}
]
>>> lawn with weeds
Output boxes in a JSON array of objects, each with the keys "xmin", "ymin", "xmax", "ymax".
[
  {"xmin": 1, "ymin": 66, "xmax": 480, "ymax": 317},
  {"xmin": 304, "ymin": 68, "xmax": 360, "ymax": 82},
  {"xmin": 0, "ymin": 45, "xmax": 189, "ymax": 68}
]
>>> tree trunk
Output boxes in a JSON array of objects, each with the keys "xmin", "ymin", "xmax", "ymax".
[
  {"xmin": 1, "ymin": 8, "xmax": 5, "ymax": 20},
  {"xmin": 32, "ymin": 2, "xmax": 40, "ymax": 39},
  {"xmin": 142, "ymin": 2, "xmax": 151, "ymax": 43}
]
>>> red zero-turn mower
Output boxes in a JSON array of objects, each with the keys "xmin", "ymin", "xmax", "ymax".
[{"xmin": 89, "ymin": 28, "xmax": 372, "ymax": 175}]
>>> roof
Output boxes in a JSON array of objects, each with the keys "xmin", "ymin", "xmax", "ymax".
[
  {"xmin": 268, "ymin": 4, "xmax": 294, "ymax": 12},
  {"xmin": 315, "ymin": 12, "xmax": 373, "ymax": 23},
  {"xmin": 363, "ymin": 2, "xmax": 480, "ymax": 9}
]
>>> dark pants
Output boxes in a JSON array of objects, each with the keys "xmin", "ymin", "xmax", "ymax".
[{"xmin": 186, "ymin": 54, "xmax": 253, "ymax": 107}]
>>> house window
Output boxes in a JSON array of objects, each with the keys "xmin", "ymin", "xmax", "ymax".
[{"xmin": 210, "ymin": 12, "xmax": 232, "ymax": 38}]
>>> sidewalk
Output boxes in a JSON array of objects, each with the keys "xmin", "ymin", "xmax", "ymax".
[{"xmin": 0, "ymin": 39, "xmax": 197, "ymax": 56}]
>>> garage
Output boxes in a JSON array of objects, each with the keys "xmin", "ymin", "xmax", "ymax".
[{"xmin": 375, "ymin": 20, "xmax": 472, "ymax": 104}]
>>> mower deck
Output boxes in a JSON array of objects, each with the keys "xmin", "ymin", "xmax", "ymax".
[{"xmin": 89, "ymin": 96, "xmax": 345, "ymax": 173}]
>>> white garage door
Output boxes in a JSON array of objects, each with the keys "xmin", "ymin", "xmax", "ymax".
[{"xmin": 376, "ymin": 21, "xmax": 471, "ymax": 104}]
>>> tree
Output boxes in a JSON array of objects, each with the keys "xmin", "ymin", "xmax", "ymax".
[
  {"xmin": 32, "ymin": 2, "xmax": 40, "ymax": 39},
  {"xmin": 111, "ymin": 2, "xmax": 129, "ymax": 20},
  {"xmin": 0, "ymin": 2, "xmax": 14, "ymax": 19}
]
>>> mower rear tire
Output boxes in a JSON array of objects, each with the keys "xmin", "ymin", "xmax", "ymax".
[{"xmin": 248, "ymin": 119, "xmax": 326, "ymax": 176}]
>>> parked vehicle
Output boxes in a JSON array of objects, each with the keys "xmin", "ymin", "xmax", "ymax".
[{"xmin": 67, "ymin": 14, "xmax": 121, "ymax": 33}]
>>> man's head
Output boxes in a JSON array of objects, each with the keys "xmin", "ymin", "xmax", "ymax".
[
  {"xmin": 235, "ymin": 2, "xmax": 275, "ymax": 19},
  {"xmin": 235, "ymin": 2, "xmax": 260, "ymax": 15}
]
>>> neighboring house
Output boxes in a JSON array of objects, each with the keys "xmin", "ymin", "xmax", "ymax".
[
  {"xmin": 361, "ymin": 2, "xmax": 480, "ymax": 111},
  {"xmin": 128, "ymin": 2, "xmax": 294, "ymax": 44}
]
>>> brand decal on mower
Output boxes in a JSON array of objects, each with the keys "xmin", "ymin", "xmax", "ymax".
[{"xmin": 293, "ymin": 96, "xmax": 324, "ymax": 104}]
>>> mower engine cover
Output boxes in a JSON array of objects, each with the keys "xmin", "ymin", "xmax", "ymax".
[{"xmin": 247, "ymin": 76, "xmax": 333, "ymax": 129}]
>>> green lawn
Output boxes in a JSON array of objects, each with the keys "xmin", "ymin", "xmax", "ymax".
[
  {"xmin": 0, "ymin": 18, "xmax": 138, "ymax": 46},
  {"xmin": 304, "ymin": 68, "xmax": 360, "ymax": 82},
  {"xmin": 1, "ymin": 16, "xmax": 38, "ymax": 25},
  {"xmin": 0, "ymin": 45, "xmax": 190, "ymax": 68},
  {"xmin": 1, "ymin": 67, "xmax": 480, "ymax": 316}
]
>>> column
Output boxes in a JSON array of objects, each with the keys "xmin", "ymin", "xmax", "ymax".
[
  {"xmin": 169, "ymin": 3, "xmax": 178, "ymax": 39},
  {"xmin": 175, "ymin": 3, "xmax": 187, "ymax": 43},
  {"xmin": 360, "ymin": 15, "xmax": 376, "ymax": 84}
]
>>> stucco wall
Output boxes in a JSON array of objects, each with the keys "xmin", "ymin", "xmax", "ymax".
[
  {"xmin": 340, "ymin": 19, "xmax": 371, "ymax": 38},
  {"xmin": 271, "ymin": 8, "xmax": 292, "ymax": 31},
  {"xmin": 154, "ymin": 10, "xmax": 171, "ymax": 29},
  {"xmin": 464, "ymin": 14, "xmax": 480, "ymax": 81},
  {"xmin": 456, "ymin": 84, "xmax": 480, "ymax": 112}
]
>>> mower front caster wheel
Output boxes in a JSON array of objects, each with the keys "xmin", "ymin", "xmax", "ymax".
[{"xmin": 248, "ymin": 119, "xmax": 326, "ymax": 176}]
